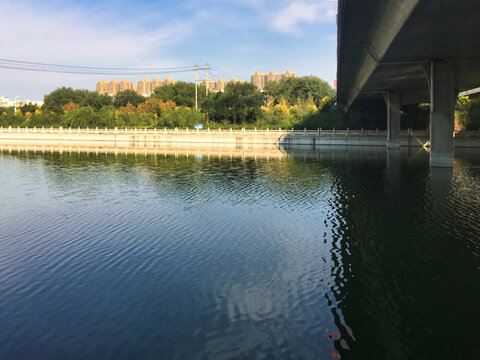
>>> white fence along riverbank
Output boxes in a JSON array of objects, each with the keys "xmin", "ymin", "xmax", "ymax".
[{"xmin": 0, "ymin": 126, "xmax": 479, "ymax": 148}]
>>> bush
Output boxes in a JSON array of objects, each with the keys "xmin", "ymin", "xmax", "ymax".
[
  {"xmin": 158, "ymin": 107, "xmax": 205, "ymax": 128},
  {"xmin": 456, "ymin": 97, "xmax": 480, "ymax": 130}
]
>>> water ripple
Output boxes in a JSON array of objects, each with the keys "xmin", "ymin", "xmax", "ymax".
[{"xmin": 0, "ymin": 148, "xmax": 479, "ymax": 359}]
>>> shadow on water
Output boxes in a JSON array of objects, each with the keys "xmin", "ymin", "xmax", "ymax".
[
  {"xmin": 294, "ymin": 147, "xmax": 480, "ymax": 360},
  {"xmin": 0, "ymin": 144, "xmax": 479, "ymax": 359}
]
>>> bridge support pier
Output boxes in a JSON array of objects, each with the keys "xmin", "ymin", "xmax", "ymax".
[
  {"xmin": 386, "ymin": 92, "xmax": 401, "ymax": 149},
  {"xmin": 429, "ymin": 61, "xmax": 455, "ymax": 167}
]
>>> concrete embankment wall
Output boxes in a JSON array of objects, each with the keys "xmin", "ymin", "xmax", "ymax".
[{"xmin": 0, "ymin": 128, "xmax": 478, "ymax": 148}]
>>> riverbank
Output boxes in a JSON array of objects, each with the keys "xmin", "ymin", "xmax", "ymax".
[{"xmin": 0, "ymin": 127, "xmax": 479, "ymax": 148}]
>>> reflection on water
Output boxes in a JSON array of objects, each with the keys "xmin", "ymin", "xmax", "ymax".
[{"xmin": 0, "ymin": 145, "xmax": 479, "ymax": 360}]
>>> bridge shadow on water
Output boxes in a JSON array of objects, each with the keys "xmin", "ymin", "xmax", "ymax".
[{"xmin": 280, "ymin": 145, "xmax": 480, "ymax": 360}]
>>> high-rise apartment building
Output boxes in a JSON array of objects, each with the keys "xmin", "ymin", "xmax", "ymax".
[
  {"xmin": 96, "ymin": 80, "xmax": 109, "ymax": 94},
  {"xmin": 95, "ymin": 71, "xmax": 283, "ymax": 97},
  {"xmin": 163, "ymin": 78, "xmax": 176, "ymax": 86},
  {"xmin": 108, "ymin": 80, "xmax": 120, "ymax": 96},
  {"xmin": 199, "ymin": 78, "xmax": 244, "ymax": 92},
  {"xmin": 96, "ymin": 77, "xmax": 178, "ymax": 96},
  {"xmin": 120, "ymin": 79, "xmax": 134, "ymax": 92},
  {"xmin": 152, "ymin": 78, "xmax": 163, "ymax": 89},
  {"xmin": 214, "ymin": 78, "xmax": 227, "ymax": 92},
  {"xmin": 251, "ymin": 72, "xmax": 267, "ymax": 90},
  {"xmin": 137, "ymin": 79, "xmax": 152, "ymax": 96},
  {"xmin": 251, "ymin": 70, "xmax": 298, "ymax": 90},
  {"xmin": 284, "ymin": 70, "xmax": 296, "ymax": 79},
  {"xmin": 229, "ymin": 78, "xmax": 243, "ymax": 85},
  {"xmin": 202, "ymin": 79, "xmax": 215, "ymax": 91},
  {"xmin": 266, "ymin": 71, "xmax": 282, "ymax": 83}
]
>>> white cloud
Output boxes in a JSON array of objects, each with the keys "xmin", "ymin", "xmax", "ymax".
[
  {"xmin": 0, "ymin": 0, "xmax": 200, "ymax": 98},
  {"xmin": 272, "ymin": 0, "xmax": 336, "ymax": 35},
  {"xmin": 0, "ymin": 1, "xmax": 193, "ymax": 66}
]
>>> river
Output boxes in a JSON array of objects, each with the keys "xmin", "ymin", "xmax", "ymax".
[{"xmin": 0, "ymin": 146, "xmax": 479, "ymax": 359}]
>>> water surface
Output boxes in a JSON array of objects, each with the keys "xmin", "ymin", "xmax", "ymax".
[{"xmin": 0, "ymin": 146, "xmax": 479, "ymax": 359}]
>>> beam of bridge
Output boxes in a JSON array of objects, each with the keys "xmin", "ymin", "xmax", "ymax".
[{"xmin": 337, "ymin": 0, "xmax": 480, "ymax": 166}]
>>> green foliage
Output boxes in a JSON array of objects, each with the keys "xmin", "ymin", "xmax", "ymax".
[
  {"xmin": 456, "ymin": 97, "xmax": 480, "ymax": 130},
  {"xmin": 225, "ymin": 82, "xmax": 258, "ymax": 97},
  {"xmin": 158, "ymin": 107, "xmax": 205, "ymax": 128},
  {"xmin": 26, "ymin": 111, "xmax": 61, "ymax": 128},
  {"xmin": 0, "ymin": 106, "xmax": 14, "ymax": 116},
  {"xmin": 62, "ymin": 106, "xmax": 98, "ymax": 128},
  {"xmin": 43, "ymin": 87, "xmax": 89, "ymax": 113},
  {"xmin": 19, "ymin": 102, "xmax": 40, "ymax": 115},
  {"xmin": 0, "ymin": 110, "xmax": 23, "ymax": 127},
  {"xmin": 201, "ymin": 83, "xmax": 264, "ymax": 124},
  {"xmin": 114, "ymin": 90, "xmax": 146, "ymax": 108},
  {"xmin": 96, "ymin": 106, "xmax": 116, "ymax": 128},
  {"xmin": 153, "ymin": 82, "xmax": 207, "ymax": 108},
  {"xmin": 80, "ymin": 92, "xmax": 113, "ymax": 111},
  {"xmin": 5, "ymin": 77, "xmax": 453, "ymax": 131},
  {"xmin": 467, "ymin": 103, "xmax": 480, "ymax": 130},
  {"xmin": 300, "ymin": 108, "xmax": 344, "ymax": 130},
  {"xmin": 264, "ymin": 76, "xmax": 335, "ymax": 107}
]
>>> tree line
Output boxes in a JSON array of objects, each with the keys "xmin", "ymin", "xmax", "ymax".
[{"xmin": 1, "ymin": 77, "xmax": 479, "ymax": 130}]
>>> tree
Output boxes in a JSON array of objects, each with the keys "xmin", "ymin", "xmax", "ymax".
[
  {"xmin": 159, "ymin": 107, "xmax": 205, "ymax": 128},
  {"xmin": 19, "ymin": 102, "xmax": 40, "ymax": 115},
  {"xmin": 62, "ymin": 102, "xmax": 79, "ymax": 112},
  {"xmin": 96, "ymin": 106, "xmax": 117, "ymax": 128},
  {"xmin": 62, "ymin": 106, "xmax": 98, "ymax": 128},
  {"xmin": 118, "ymin": 102, "xmax": 136, "ymax": 114},
  {"xmin": 80, "ymin": 92, "xmax": 113, "ymax": 111},
  {"xmin": 200, "ymin": 95, "xmax": 216, "ymax": 122},
  {"xmin": 43, "ymin": 87, "xmax": 89, "ymax": 113},
  {"xmin": 225, "ymin": 82, "xmax": 258, "ymax": 97},
  {"xmin": 152, "ymin": 82, "xmax": 207, "ymax": 108},
  {"xmin": 137, "ymin": 98, "xmax": 174, "ymax": 116},
  {"xmin": 264, "ymin": 76, "xmax": 335, "ymax": 107},
  {"xmin": 212, "ymin": 83, "xmax": 264, "ymax": 123},
  {"xmin": 114, "ymin": 90, "xmax": 146, "ymax": 108}
]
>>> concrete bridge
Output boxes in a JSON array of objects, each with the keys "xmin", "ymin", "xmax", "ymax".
[{"xmin": 337, "ymin": 0, "xmax": 480, "ymax": 166}]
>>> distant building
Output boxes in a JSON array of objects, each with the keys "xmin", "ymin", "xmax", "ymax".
[
  {"xmin": 200, "ymin": 78, "xmax": 215, "ymax": 91},
  {"xmin": 250, "ymin": 70, "xmax": 298, "ymax": 90},
  {"xmin": 108, "ymin": 80, "xmax": 120, "ymax": 96},
  {"xmin": 137, "ymin": 78, "xmax": 152, "ymax": 96},
  {"xmin": 0, "ymin": 96, "xmax": 9, "ymax": 107},
  {"xmin": 120, "ymin": 79, "xmax": 134, "ymax": 92},
  {"xmin": 152, "ymin": 78, "xmax": 163, "ymax": 90},
  {"xmin": 96, "ymin": 77, "xmax": 178, "ymax": 96},
  {"xmin": 283, "ymin": 70, "xmax": 296, "ymax": 79},
  {"xmin": 266, "ymin": 71, "xmax": 282, "ymax": 83},
  {"xmin": 251, "ymin": 72, "xmax": 267, "ymax": 90},
  {"xmin": 96, "ymin": 80, "xmax": 109, "ymax": 94},
  {"xmin": 229, "ymin": 77, "xmax": 244, "ymax": 85},
  {"xmin": 199, "ymin": 78, "xmax": 245, "ymax": 93},
  {"xmin": 214, "ymin": 78, "xmax": 227, "ymax": 92},
  {"xmin": 0, "ymin": 96, "xmax": 43, "ymax": 107},
  {"xmin": 163, "ymin": 77, "xmax": 177, "ymax": 86},
  {"xmin": 96, "ymin": 70, "xmax": 286, "ymax": 97}
]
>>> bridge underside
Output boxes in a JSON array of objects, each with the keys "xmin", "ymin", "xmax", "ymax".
[{"xmin": 337, "ymin": 0, "xmax": 480, "ymax": 166}]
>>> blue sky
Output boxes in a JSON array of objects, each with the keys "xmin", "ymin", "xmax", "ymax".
[{"xmin": 0, "ymin": 0, "xmax": 338, "ymax": 100}]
